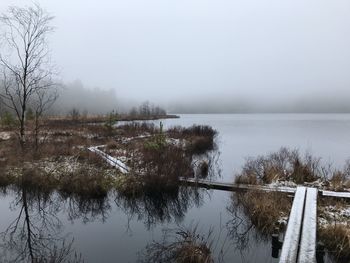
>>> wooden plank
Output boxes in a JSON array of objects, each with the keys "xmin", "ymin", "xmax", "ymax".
[
  {"xmin": 179, "ymin": 177, "xmax": 297, "ymax": 193},
  {"xmin": 279, "ymin": 187, "xmax": 307, "ymax": 263},
  {"xmin": 298, "ymin": 187, "xmax": 317, "ymax": 263},
  {"xmin": 88, "ymin": 146, "xmax": 129, "ymax": 173},
  {"xmin": 322, "ymin": 190, "xmax": 350, "ymax": 199}
]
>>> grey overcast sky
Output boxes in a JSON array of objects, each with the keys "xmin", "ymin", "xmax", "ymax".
[{"xmin": 1, "ymin": 0, "xmax": 350, "ymax": 111}]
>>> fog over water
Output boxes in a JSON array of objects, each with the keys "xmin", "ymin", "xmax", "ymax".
[{"xmin": 1, "ymin": 0, "xmax": 350, "ymax": 113}]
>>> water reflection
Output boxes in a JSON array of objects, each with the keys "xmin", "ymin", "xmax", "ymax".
[
  {"xmin": 0, "ymin": 183, "xmax": 115, "ymax": 262},
  {"xmin": 0, "ymin": 187, "xmax": 83, "ymax": 262},
  {"xmin": 226, "ymin": 192, "xmax": 276, "ymax": 255},
  {"xmin": 61, "ymin": 194, "xmax": 111, "ymax": 224},
  {"xmin": 114, "ymin": 186, "xmax": 207, "ymax": 230},
  {"xmin": 193, "ymin": 150, "xmax": 222, "ymax": 180},
  {"xmin": 138, "ymin": 223, "xmax": 229, "ymax": 263}
]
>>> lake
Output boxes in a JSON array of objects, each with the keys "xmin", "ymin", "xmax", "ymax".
[{"xmin": 1, "ymin": 114, "xmax": 349, "ymax": 262}]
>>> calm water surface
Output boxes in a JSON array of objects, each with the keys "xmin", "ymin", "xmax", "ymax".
[
  {"xmin": 1, "ymin": 114, "xmax": 349, "ymax": 262},
  {"xmin": 163, "ymin": 114, "xmax": 350, "ymax": 181}
]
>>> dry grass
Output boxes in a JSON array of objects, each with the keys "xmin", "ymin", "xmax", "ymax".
[
  {"xmin": 115, "ymin": 174, "xmax": 144, "ymax": 198},
  {"xmin": 106, "ymin": 140, "xmax": 118, "ymax": 150},
  {"xmin": 0, "ymin": 119, "xmax": 216, "ymax": 199},
  {"xmin": 318, "ymin": 197, "xmax": 350, "ymax": 261},
  {"xmin": 235, "ymin": 147, "xmax": 329, "ymax": 185},
  {"xmin": 118, "ymin": 122, "xmax": 158, "ymax": 137},
  {"xmin": 0, "ymin": 158, "xmax": 115, "ymax": 198},
  {"xmin": 58, "ymin": 167, "xmax": 114, "ymax": 198},
  {"xmin": 328, "ymin": 161, "xmax": 350, "ymax": 191},
  {"xmin": 235, "ymin": 173, "xmax": 258, "ymax": 185},
  {"xmin": 140, "ymin": 142, "xmax": 193, "ymax": 191},
  {"xmin": 0, "ymin": 167, "xmax": 16, "ymax": 187},
  {"xmin": 198, "ymin": 161, "xmax": 209, "ymax": 178},
  {"xmin": 233, "ymin": 191, "xmax": 291, "ymax": 234},
  {"xmin": 139, "ymin": 225, "xmax": 214, "ymax": 263},
  {"xmin": 167, "ymin": 125, "xmax": 217, "ymax": 155},
  {"xmin": 186, "ymin": 136, "xmax": 215, "ymax": 155},
  {"xmin": 319, "ymin": 225, "xmax": 350, "ymax": 260}
]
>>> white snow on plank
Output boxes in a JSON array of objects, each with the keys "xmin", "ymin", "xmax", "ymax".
[
  {"xmin": 279, "ymin": 186, "xmax": 307, "ymax": 263},
  {"xmin": 180, "ymin": 177, "xmax": 297, "ymax": 193},
  {"xmin": 322, "ymin": 190, "xmax": 350, "ymax": 199},
  {"xmin": 88, "ymin": 146, "xmax": 129, "ymax": 174},
  {"xmin": 298, "ymin": 187, "xmax": 317, "ymax": 263}
]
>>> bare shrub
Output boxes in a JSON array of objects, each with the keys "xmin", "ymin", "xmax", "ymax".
[
  {"xmin": 236, "ymin": 148, "xmax": 327, "ymax": 185},
  {"xmin": 58, "ymin": 166, "xmax": 114, "ymax": 198},
  {"xmin": 119, "ymin": 122, "xmax": 158, "ymax": 137},
  {"xmin": 106, "ymin": 140, "xmax": 118, "ymax": 150},
  {"xmin": 231, "ymin": 191, "xmax": 291, "ymax": 234},
  {"xmin": 115, "ymin": 174, "xmax": 144, "ymax": 198},
  {"xmin": 167, "ymin": 125, "xmax": 217, "ymax": 155},
  {"xmin": 235, "ymin": 173, "xmax": 258, "ymax": 185},
  {"xmin": 181, "ymin": 125, "xmax": 217, "ymax": 138},
  {"xmin": 329, "ymin": 171, "xmax": 348, "ymax": 192},
  {"xmin": 141, "ymin": 142, "xmax": 193, "ymax": 192},
  {"xmin": 327, "ymin": 160, "xmax": 350, "ymax": 191},
  {"xmin": 22, "ymin": 167, "xmax": 58, "ymax": 193},
  {"xmin": 186, "ymin": 136, "xmax": 215, "ymax": 155},
  {"xmin": 139, "ymin": 225, "xmax": 214, "ymax": 263},
  {"xmin": 199, "ymin": 161, "xmax": 209, "ymax": 178},
  {"xmin": 0, "ymin": 167, "xmax": 15, "ymax": 187},
  {"xmin": 319, "ymin": 224, "xmax": 350, "ymax": 260}
]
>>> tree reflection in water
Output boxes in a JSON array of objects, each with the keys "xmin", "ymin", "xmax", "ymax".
[
  {"xmin": 0, "ymin": 186, "xmax": 112, "ymax": 262},
  {"xmin": 114, "ymin": 149, "xmax": 221, "ymax": 230},
  {"xmin": 226, "ymin": 195, "xmax": 256, "ymax": 252},
  {"xmin": 115, "ymin": 186, "xmax": 207, "ymax": 230},
  {"xmin": 138, "ymin": 222, "xmax": 231, "ymax": 263},
  {"xmin": 226, "ymin": 191, "xmax": 285, "ymax": 256},
  {"xmin": 0, "ymin": 186, "xmax": 81, "ymax": 262},
  {"xmin": 61, "ymin": 193, "xmax": 111, "ymax": 224}
]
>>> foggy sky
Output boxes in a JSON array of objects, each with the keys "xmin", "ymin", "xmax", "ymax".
[{"xmin": 1, "ymin": 0, "xmax": 350, "ymax": 113}]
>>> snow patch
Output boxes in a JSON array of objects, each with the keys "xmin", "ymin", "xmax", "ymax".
[
  {"xmin": 0, "ymin": 132, "xmax": 11, "ymax": 141},
  {"xmin": 88, "ymin": 146, "xmax": 129, "ymax": 174}
]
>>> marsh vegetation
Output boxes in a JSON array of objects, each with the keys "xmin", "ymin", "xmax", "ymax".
[{"xmin": 235, "ymin": 147, "xmax": 350, "ymax": 192}]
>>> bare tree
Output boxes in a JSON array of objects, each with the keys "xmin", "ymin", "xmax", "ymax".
[
  {"xmin": 0, "ymin": 4, "xmax": 56, "ymax": 147},
  {"xmin": 31, "ymin": 88, "xmax": 58, "ymax": 150}
]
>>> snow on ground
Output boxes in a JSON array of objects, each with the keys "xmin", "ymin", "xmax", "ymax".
[
  {"xmin": 319, "ymin": 205, "xmax": 350, "ymax": 227},
  {"xmin": 0, "ymin": 132, "xmax": 11, "ymax": 141},
  {"xmin": 88, "ymin": 146, "xmax": 129, "ymax": 174},
  {"xmin": 120, "ymin": 133, "xmax": 152, "ymax": 144},
  {"xmin": 268, "ymin": 180, "xmax": 297, "ymax": 188}
]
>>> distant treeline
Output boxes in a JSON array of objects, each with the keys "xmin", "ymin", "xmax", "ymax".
[{"xmin": 128, "ymin": 101, "xmax": 167, "ymax": 117}]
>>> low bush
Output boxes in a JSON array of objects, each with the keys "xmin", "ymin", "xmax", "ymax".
[
  {"xmin": 168, "ymin": 125, "xmax": 217, "ymax": 139},
  {"xmin": 319, "ymin": 224, "xmax": 350, "ymax": 260},
  {"xmin": 22, "ymin": 167, "xmax": 58, "ymax": 192},
  {"xmin": 232, "ymin": 191, "xmax": 291, "ymax": 234},
  {"xmin": 119, "ymin": 122, "xmax": 158, "ymax": 137},
  {"xmin": 0, "ymin": 167, "xmax": 16, "ymax": 187},
  {"xmin": 235, "ymin": 147, "xmax": 328, "ymax": 185},
  {"xmin": 0, "ymin": 112, "xmax": 17, "ymax": 127},
  {"xmin": 141, "ymin": 142, "xmax": 193, "ymax": 192},
  {"xmin": 58, "ymin": 166, "xmax": 114, "ymax": 198},
  {"xmin": 139, "ymin": 225, "xmax": 214, "ymax": 263},
  {"xmin": 199, "ymin": 161, "xmax": 209, "ymax": 178},
  {"xmin": 186, "ymin": 136, "xmax": 215, "ymax": 155}
]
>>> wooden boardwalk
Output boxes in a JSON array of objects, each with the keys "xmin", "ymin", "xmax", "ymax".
[
  {"xmin": 89, "ymin": 146, "xmax": 349, "ymax": 262},
  {"xmin": 180, "ymin": 177, "xmax": 350, "ymax": 199},
  {"xmin": 279, "ymin": 187, "xmax": 317, "ymax": 263},
  {"xmin": 179, "ymin": 177, "xmax": 297, "ymax": 193},
  {"xmin": 88, "ymin": 146, "xmax": 129, "ymax": 174}
]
